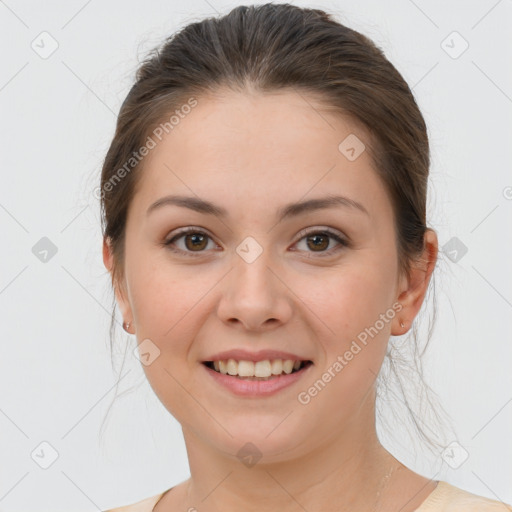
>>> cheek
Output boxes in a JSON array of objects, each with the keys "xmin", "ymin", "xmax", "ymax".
[
  {"xmin": 302, "ymin": 262, "xmax": 396, "ymax": 385},
  {"xmin": 309, "ymin": 265, "xmax": 394, "ymax": 334},
  {"xmin": 127, "ymin": 260, "xmax": 202, "ymax": 417},
  {"xmin": 301, "ymin": 271, "xmax": 393, "ymax": 417},
  {"xmin": 126, "ymin": 248, "xmax": 194, "ymax": 348}
]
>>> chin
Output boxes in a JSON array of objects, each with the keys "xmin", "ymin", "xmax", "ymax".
[{"xmin": 201, "ymin": 416, "xmax": 308, "ymax": 461}]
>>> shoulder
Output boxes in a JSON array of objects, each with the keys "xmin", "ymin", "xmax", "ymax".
[
  {"xmin": 103, "ymin": 491, "xmax": 166, "ymax": 512},
  {"xmin": 416, "ymin": 480, "xmax": 512, "ymax": 511}
]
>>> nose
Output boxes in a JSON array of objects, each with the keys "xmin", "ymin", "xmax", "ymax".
[{"xmin": 216, "ymin": 249, "xmax": 293, "ymax": 332}]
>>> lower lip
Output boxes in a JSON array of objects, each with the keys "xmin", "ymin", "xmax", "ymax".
[{"xmin": 202, "ymin": 362, "xmax": 313, "ymax": 397}]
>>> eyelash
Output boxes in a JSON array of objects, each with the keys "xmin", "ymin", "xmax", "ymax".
[{"xmin": 163, "ymin": 226, "xmax": 349, "ymax": 258}]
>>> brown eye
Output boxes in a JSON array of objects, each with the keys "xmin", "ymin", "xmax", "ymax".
[
  {"xmin": 183, "ymin": 232, "xmax": 208, "ymax": 251},
  {"xmin": 164, "ymin": 228, "xmax": 216, "ymax": 256},
  {"xmin": 306, "ymin": 233, "xmax": 330, "ymax": 251},
  {"xmin": 294, "ymin": 228, "xmax": 349, "ymax": 257},
  {"xmin": 164, "ymin": 227, "xmax": 348, "ymax": 258}
]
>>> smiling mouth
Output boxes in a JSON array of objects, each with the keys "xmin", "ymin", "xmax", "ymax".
[{"xmin": 202, "ymin": 360, "xmax": 313, "ymax": 380}]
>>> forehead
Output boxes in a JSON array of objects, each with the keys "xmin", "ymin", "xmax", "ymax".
[{"xmin": 132, "ymin": 89, "xmax": 391, "ymax": 222}]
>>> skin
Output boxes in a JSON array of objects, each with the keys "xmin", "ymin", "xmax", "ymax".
[{"xmin": 103, "ymin": 88, "xmax": 439, "ymax": 511}]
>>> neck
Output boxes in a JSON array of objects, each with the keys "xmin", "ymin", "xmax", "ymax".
[{"xmin": 181, "ymin": 390, "xmax": 401, "ymax": 512}]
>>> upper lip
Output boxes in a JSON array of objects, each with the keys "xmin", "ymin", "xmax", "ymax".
[{"xmin": 203, "ymin": 349, "xmax": 312, "ymax": 363}]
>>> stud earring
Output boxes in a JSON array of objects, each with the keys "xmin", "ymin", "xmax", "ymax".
[
  {"xmin": 123, "ymin": 321, "xmax": 131, "ymax": 333},
  {"xmin": 400, "ymin": 320, "xmax": 405, "ymax": 328}
]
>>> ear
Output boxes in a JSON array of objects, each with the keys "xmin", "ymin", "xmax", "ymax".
[
  {"xmin": 102, "ymin": 236, "xmax": 134, "ymax": 331},
  {"xmin": 392, "ymin": 228, "xmax": 438, "ymax": 335}
]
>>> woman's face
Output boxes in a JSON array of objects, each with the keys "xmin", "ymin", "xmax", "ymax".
[{"xmin": 105, "ymin": 89, "xmax": 429, "ymax": 462}]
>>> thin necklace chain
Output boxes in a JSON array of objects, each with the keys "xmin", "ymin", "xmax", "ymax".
[
  {"xmin": 153, "ymin": 464, "xmax": 402, "ymax": 512},
  {"xmin": 372, "ymin": 463, "xmax": 401, "ymax": 512}
]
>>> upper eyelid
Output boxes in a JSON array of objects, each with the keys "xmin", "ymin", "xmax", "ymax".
[
  {"xmin": 166, "ymin": 226, "xmax": 217, "ymax": 244},
  {"xmin": 295, "ymin": 226, "xmax": 345, "ymax": 240}
]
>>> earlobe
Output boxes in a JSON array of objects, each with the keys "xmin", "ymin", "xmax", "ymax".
[
  {"xmin": 392, "ymin": 308, "xmax": 408, "ymax": 336},
  {"xmin": 102, "ymin": 236, "xmax": 134, "ymax": 332},
  {"xmin": 392, "ymin": 229, "xmax": 438, "ymax": 336}
]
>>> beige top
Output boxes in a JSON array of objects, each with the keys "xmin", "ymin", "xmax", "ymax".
[{"xmin": 104, "ymin": 481, "xmax": 512, "ymax": 511}]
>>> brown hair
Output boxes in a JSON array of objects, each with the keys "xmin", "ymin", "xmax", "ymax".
[{"xmin": 99, "ymin": 3, "xmax": 452, "ymax": 454}]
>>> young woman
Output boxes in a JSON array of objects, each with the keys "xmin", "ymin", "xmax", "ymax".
[{"xmin": 100, "ymin": 4, "xmax": 511, "ymax": 511}]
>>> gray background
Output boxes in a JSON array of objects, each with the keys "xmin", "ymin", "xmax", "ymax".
[{"xmin": 0, "ymin": 0, "xmax": 511, "ymax": 510}]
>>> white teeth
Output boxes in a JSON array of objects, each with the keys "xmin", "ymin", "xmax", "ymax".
[
  {"xmin": 219, "ymin": 360, "xmax": 228, "ymax": 375},
  {"xmin": 209, "ymin": 358, "xmax": 306, "ymax": 377},
  {"xmin": 226, "ymin": 358, "xmax": 238, "ymax": 376},
  {"xmin": 255, "ymin": 360, "xmax": 272, "ymax": 377},
  {"xmin": 238, "ymin": 360, "xmax": 254, "ymax": 377},
  {"xmin": 271, "ymin": 359, "xmax": 282, "ymax": 375},
  {"xmin": 282, "ymin": 360, "xmax": 294, "ymax": 374}
]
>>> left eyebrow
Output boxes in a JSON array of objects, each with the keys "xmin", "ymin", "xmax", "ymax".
[
  {"xmin": 277, "ymin": 195, "xmax": 369, "ymax": 219},
  {"xmin": 146, "ymin": 194, "xmax": 370, "ymax": 220}
]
